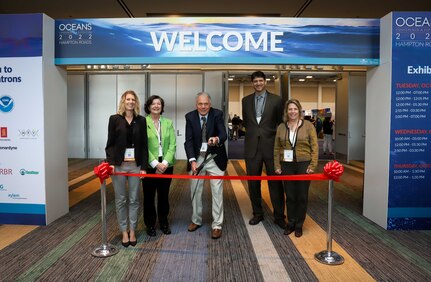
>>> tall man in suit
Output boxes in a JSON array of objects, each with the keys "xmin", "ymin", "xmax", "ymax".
[
  {"xmin": 242, "ymin": 71, "xmax": 286, "ymax": 228},
  {"xmin": 184, "ymin": 92, "xmax": 228, "ymax": 239}
]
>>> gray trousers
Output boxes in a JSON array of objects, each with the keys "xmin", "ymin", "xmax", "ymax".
[{"xmin": 111, "ymin": 162, "xmax": 141, "ymax": 232}]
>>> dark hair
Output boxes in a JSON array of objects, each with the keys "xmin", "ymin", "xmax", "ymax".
[
  {"xmin": 251, "ymin": 71, "xmax": 266, "ymax": 81},
  {"xmin": 144, "ymin": 95, "xmax": 165, "ymax": 114}
]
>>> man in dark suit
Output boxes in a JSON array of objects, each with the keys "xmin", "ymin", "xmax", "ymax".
[
  {"xmin": 242, "ymin": 71, "xmax": 286, "ymax": 228},
  {"xmin": 184, "ymin": 92, "xmax": 228, "ymax": 239}
]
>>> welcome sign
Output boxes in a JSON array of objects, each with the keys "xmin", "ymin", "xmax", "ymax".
[{"xmin": 55, "ymin": 17, "xmax": 380, "ymax": 65}]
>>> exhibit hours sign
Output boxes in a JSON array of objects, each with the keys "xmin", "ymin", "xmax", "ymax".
[{"xmin": 389, "ymin": 12, "xmax": 431, "ymax": 229}]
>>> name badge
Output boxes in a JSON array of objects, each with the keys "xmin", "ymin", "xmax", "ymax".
[
  {"xmin": 124, "ymin": 148, "xmax": 135, "ymax": 161},
  {"xmin": 283, "ymin": 149, "xmax": 294, "ymax": 162},
  {"xmin": 200, "ymin": 142, "xmax": 208, "ymax": 153}
]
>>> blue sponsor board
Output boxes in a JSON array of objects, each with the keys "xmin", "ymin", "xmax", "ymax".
[
  {"xmin": 55, "ymin": 17, "xmax": 379, "ymax": 65},
  {"xmin": 0, "ymin": 203, "xmax": 46, "ymax": 225},
  {"xmin": 0, "ymin": 14, "xmax": 43, "ymax": 57},
  {"xmin": 388, "ymin": 12, "xmax": 431, "ymax": 230}
]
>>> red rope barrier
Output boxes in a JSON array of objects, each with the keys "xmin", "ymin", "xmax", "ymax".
[
  {"xmin": 94, "ymin": 161, "xmax": 344, "ymax": 183},
  {"xmin": 114, "ymin": 172, "xmax": 330, "ymax": 181}
]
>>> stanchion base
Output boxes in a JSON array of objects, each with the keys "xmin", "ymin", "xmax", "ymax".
[
  {"xmin": 91, "ymin": 244, "xmax": 119, "ymax": 258},
  {"xmin": 314, "ymin": 250, "xmax": 344, "ymax": 265}
]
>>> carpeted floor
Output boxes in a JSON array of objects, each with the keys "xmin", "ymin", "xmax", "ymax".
[{"xmin": 0, "ymin": 159, "xmax": 430, "ymax": 281}]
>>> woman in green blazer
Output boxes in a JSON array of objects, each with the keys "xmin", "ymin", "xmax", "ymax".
[{"xmin": 142, "ymin": 95, "xmax": 176, "ymax": 236}]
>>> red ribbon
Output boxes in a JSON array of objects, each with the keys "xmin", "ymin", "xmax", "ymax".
[
  {"xmin": 94, "ymin": 162, "xmax": 113, "ymax": 183},
  {"xmin": 94, "ymin": 161, "xmax": 344, "ymax": 183},
  {"xmin": 323, "ymin": 160, "xmax": 344, "ymax": 182}
]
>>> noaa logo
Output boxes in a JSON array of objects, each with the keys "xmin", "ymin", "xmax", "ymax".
[{"xmin": 0, "ymin": 96, "xmax": 14, "ymax": 113}]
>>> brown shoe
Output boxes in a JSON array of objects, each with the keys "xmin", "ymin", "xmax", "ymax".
[
  {"xmin": 211, "ymin": 228, "xmax": 222, "ymax": 239},
  {"xmin": 188, "ymin": 222, "xmax": 201, "ymax": 232}
]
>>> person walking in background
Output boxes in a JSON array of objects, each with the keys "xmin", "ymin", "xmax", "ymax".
[
  {"xmin": 274, "ymin": 99, "xmax": 318, "ymax": 237},
  {"xmin": 231, "ymin": 114, "xmax": 241, "ymax": 140},
  {"xmin": 242, "ymin": 71, "xmax": 286, "ymax": 229},
  {"xmin": 105, "ymin": 90, "xmax": 148, "ymax": 247},
  {"xmin": 322, "ymin": 115, "xmax": 334, "ymax": 156},
  {"xmin": 142, "ymin": 95, "xmax": 176, "ymax": 236},
  {"xmin": 184, "ymin": 92, "xmax": 228, "ymax": 239},
  {"xmin": 315, "ymin": 116, "xmax": 323, "ymax": 138}
]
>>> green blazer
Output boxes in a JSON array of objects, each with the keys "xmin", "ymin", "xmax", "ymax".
[{"xmin": 145, "ymin": 115, "xmax": 176, "ymax": 168}]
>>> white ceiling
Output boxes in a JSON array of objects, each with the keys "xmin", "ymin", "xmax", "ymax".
[{"xmin": 1, "ymin": 0, "xmax": 430, "ymax": 19}]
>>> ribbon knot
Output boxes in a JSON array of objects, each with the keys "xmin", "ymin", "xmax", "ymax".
[
  {"xmin": 323, "ymin": 160, "xmax": 344, "ymax": 181},
  {"xmin": 94, "ymin": 162, "xmax": 113, "ymax": 183}
]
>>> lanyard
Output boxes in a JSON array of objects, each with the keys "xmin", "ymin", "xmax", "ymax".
[
  {"xmin": 154, "ymin": 119, "xmax": 163, "ymax": 157},
  {"xmin": 284, "ymin": 119, "xmax": 300, "ymax": 149}
]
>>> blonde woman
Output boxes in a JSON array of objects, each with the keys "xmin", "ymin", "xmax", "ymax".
[{"xmin": 105, "ymin": 90, "xmax": 148, "ymax": 247}]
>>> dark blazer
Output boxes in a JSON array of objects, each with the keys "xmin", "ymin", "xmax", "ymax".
[
  {"xmin": 242, "ymin": 91, "xmax": 283, "ymax": 159},
  {"xmin": 184, "ymin": 108, "xmax": 228, "ymax": 171},
  {"xmin": 105, "ymin": 114, "xmax": 149, "ymax": 170}
]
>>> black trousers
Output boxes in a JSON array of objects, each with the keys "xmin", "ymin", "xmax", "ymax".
[
  {"xmin": 281, "ymin": 161, "xmax": 311, "ymax": 229},
  {"xmin": 245, "ymin": 149, "xmax": 285, "ymax": 221},
  {"xmin": 142, "ymin": 166, "xmax": 174, "ymax": 228}
]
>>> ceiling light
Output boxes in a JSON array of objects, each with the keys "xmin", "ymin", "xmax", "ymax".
[
  {"xmin": 306, "ymin": 75, "xmax": 313, "ymax": 79},
  {"xmin": 228, "ymin": 78, "xmax": 233, "ymax": 81},
  {"xmin": 86, "ymin": 65, "xmax": 92, "ymax": 69},
  {"xmin": 299, "ymin": 78, "xmax": 305, "ymax": 82}
]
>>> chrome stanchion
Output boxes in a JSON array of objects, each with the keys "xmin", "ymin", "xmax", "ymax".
[
  {"xmin": 314, "ymin": 179, "xmax": 344, "ymax": 265},
  {"xmin": 91, "ymin": 180, "xmax": 119, "ymax": 258}
]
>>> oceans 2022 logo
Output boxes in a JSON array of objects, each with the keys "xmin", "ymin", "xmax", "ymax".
[{"xmin": 0, "ymin": 96, "xmax": 14, "ymax": 113}]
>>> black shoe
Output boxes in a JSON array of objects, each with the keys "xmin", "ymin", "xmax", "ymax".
[
  {"xmin": 121, "ymin": 240, "xmax": 130, "ymax": 247},
  {"xmin": 129, "ymin": 240, "xmax": 137, "ymax": 246},
  {"xmin": 146, "ymin": 226, "xmax": 156, "ymax": 237},
  {"xmin": 274, "ymin": 219, "xmax": 287, "ymax": 229},
  {"xmin": 295, "ymin": 228, "xmax": 303, "ymax": 237},
  {"xmin": 284, "ymin": 226, "xmax": 295, "ymax": 235},
  {"xmin": 249, "ymin": 215, "xmax": 264, "ymax": 225},
  {"xmin": 160, "ymin": 225, "xmax": 171, "ymax": 235}
]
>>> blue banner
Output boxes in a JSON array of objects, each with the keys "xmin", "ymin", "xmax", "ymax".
[
  {"xmin": 388, "ymin": 12, "xmax": 431, "ymax": 230},
  {"xmin": 0, "ymin": 14, "xmax": 43, "ymax": 57},
  {"xmin": 55, "ymin": 17, "xmax": 379, "ymax": 65}
]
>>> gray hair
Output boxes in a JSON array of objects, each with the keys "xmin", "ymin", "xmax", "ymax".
[{"xmin": 196, "ymin": 92, "xmax": 212, "ymax": 102}]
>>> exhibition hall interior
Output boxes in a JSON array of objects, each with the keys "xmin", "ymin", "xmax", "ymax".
[{"xmin": 1, "ymin": 1, "xmax": 430, "ymax": 281}]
